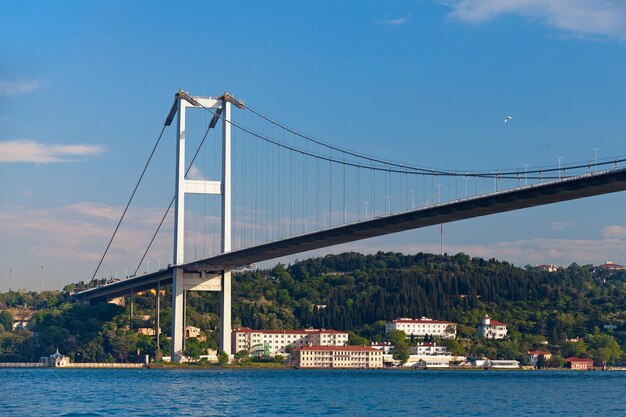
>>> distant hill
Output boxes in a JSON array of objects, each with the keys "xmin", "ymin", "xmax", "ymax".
[{"xmin": 2, "ymin": 251, "xmax": 624, "ymax": 364}]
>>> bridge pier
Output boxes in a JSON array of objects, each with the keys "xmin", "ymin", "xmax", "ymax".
[
  {"xmin": 171, "ymin": 268, "xmax": 185, "ymax": 361},
  {"xmin": 220, "ymin": 270, "xmax": 232, "ymax": 356}
]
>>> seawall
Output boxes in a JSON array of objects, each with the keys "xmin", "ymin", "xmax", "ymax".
[{"xmin": 0, "ymin": 362, "xmax": 144, "ymax": 369}]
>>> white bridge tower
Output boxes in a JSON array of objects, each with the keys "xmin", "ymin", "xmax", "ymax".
[{"xmin": 169, "ymin": 90, "xmax": 243, "ymax": 362}]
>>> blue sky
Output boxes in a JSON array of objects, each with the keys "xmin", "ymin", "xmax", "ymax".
[{"xmin": 1, "ymin": 0, "xmax": 626, "ymax": 290}]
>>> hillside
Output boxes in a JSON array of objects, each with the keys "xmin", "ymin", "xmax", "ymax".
[{"xmin": 1, "ymin": 251, "xmax": 625, "ymax": 364}]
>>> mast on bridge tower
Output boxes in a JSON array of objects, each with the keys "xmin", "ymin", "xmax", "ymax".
[{"xmin": 170, "ymin": 90, "xmax": 243, "ymax": 362}]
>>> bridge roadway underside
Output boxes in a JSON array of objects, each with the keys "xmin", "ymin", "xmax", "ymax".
[{"xmin": 78, "ymin": 168, "xmax": 626, "ymax": 303}]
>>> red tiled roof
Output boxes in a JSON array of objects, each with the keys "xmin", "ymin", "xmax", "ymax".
[
  {"xmin": 294, "ymin": 345, "xmax": 379, "ymax": 352},
  {"xmin": 483, "ymin": 320, "xmax": 507, "ymax": 326},
  {"xmin": 317, "ymin": 329, "xmax": 347, "ymax": 334},
  {"xmin": 597, "ymin": 263, "xmax": 625, "ymax": 269},
  {"xmin": 564, "ymin": 357, "xmax": 594, "ymax": 363},
  {"xmin": 527, "ymin": 351, "xmax": 550, "ymax": 355},
  {"xmin": 233, "ymin": 327, "xmax": 346, "ymax": 335},
  {"xmin": 390, "ymin": 318, "xmax": 455, "ymax": 325},
  {"xmin": 234, "ymin": 327, "xmax": 308, "ymax": 335}
]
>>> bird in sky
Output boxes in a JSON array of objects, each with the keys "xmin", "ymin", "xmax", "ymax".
[{"xmin": 504, "ymin": 115, "xmax": 513, "ymax": 124}]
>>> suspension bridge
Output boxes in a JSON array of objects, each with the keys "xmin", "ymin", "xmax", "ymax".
[{"xmin": 75, "ymin": 90, "xmax": 626, "ymax": 361}]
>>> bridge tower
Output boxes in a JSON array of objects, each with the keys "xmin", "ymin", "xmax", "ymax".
[{"xmin": 170, "ymin": 90, "xmax": 241, "ymax": 362}]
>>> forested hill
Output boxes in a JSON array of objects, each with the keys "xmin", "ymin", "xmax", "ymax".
[
  {"xmin": 231, "ymin": 252, "xmax": 626, "ymax": 345},
  {"xmin": 2, "ymin": 251, "xmax": 625, "ymax": 363}
]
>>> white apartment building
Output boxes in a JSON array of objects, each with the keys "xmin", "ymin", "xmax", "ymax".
[
  {"xmin": 232, "ymin": 328, "xmax": 348, "ymax": 356},
  {"xmin": 291, "ymin": 345, "xmax": 383, "ymax": 368},
  {"xmin": 478, "ymin": 315, "xmax": 508, "ymax": 339},
  {"xmin": 385, "ymin": 317, "xmax": 457, "ymax": 339},
  {"xmin": 409, "ymin": 342, "xmax": 449, "ymax": 356}
]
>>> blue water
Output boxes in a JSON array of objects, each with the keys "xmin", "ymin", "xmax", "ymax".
[{"xmin": 1, "ymin": 368, "xmax": 625, "ymax": 416}]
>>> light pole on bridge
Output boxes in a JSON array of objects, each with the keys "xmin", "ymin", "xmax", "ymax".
[
  {"xmin": 464, "ymin": 175, "xmax": 469, "ymax": 197},
  {"xmin": 556, "ymin": 156, "xmax": 564, "ymax": 180},
  {"xmin": 522, "ymin": 164, "xmax": 530, "ymax": 186},
  {"xmin": 592, "ymin": 148, "xmax": 601, "ymax": 171}
]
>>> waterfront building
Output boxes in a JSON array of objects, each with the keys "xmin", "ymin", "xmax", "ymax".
[
  {"xmin": 39, "ymin": 349, "xmax": 70, "ymax": 367},
  {"xmin": 527, "ymin": 350, "xmax": 552, "ymax": 367},
  {"xmin": 232, "ymin": 328, "xmax": 348, "ymax": 356},
  {"xmin": 385, "ymin": 317, "xmax": 457, "ymax": 339},
  {"xmin": 291, "ymin": 345, "xmax": 383, "ymax": 368},
  {"xmin": 467, "ymin": 357, "xmax": 490, "ymax": 367},
  {"xmin": 488, "ymin": 359, "xmax": 520, "ymax": 369},
  {"xmin": 405, "ymin": 354, "xmax": 466, "ymax": 368},
  {"xmin": 478, "ymin": 315, "xmax": 508, "ymax": 339},
  {"xmin": 414, "ymin": 356, "xmax": 460, "ymax": 368},
  {"xmin": 565, "ymin": 357, "xmax": 594, "ymax": 370}
]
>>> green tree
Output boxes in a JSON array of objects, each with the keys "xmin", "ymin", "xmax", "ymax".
[
  {"xmin": 0, "ymin": 311, "xmax": 13, "ymax": 331},
  {"xmin": 184, "ymin": 339, "xmax": 204, "ymax": 361},
  {"xmin": 348, "ymin": 331, "xmax": 369, "ymax": 346},
  {"xmin": 586, "ymin": 334, "xmax": 622, "ymax": 366},
  {"xmin": 74, "ymin": 335, "xmax": 106, "ymax": 362},
  {"xmin": 107, "ymin": 331, "xmax": 138, "ymax": 362},
  {"xmin": 387, "ymin": 329, "xmax": 410, "ymax": 365},
  {"xmin": 234, "ymin": 349, "xmax": 250, "ymax": 362},
  {"xmin": 439, "ymin": 338, "xmax": 466, "ymax": 356},
  {"xmin": 217, "ymin": 350, "xmax": 229, "ymax": 366},
  {"xmin": 546, "ymin": 354, "xmax": 565, "ymax": 368},
  {"xmin": 561, "ymin": 340, "xmax": 588, "ymax": 358}
]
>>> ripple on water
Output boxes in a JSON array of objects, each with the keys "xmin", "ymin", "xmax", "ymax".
[{"xmin": 1, "ymin": 369, "xmax": 626, "ymax": 416}]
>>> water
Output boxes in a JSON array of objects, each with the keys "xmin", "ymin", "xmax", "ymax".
[{"xmin": 1, "ymin": 368, "xmax": 625, "ymax": 416}]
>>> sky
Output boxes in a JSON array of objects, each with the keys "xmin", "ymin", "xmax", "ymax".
[{"xmin": 1, "ymin": 0, "xmax": 626, "ymax": 291}]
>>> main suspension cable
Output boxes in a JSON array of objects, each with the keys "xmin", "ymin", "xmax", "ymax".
[{"xmin": 192, "ymin": 96, "xmax": 626, "ymax": 179}]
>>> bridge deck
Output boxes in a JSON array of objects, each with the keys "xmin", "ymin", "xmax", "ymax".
[{"xmin": 76, "ymin": 168, "xmax": 626, "ymax": 302}]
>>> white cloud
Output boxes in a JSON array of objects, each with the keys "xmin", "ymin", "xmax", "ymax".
[
  {"xmin": 550, "ymin": 220, "xmax": 573, "ymax": 230},
  {"xmin": 0, "ymin": 79, "xmax": 40, "ymax": 96},
  {"xmin": 443, "ymin": 0, "xmax": 626, "ymax": 39},
  {"xmin": 377, "ymin": 17, "xmax": 410, "ymax": 26},
  {"xmin": 0, "ymin": 140, "xmax": 106, "ymax": 163},
  {"xmin": 602, "ymin": 225, "xmax": 626, "ymax": 238},
  {"xmin": 186, "ymin": 165, "xmax": 206, "ymax": 180},
  {"xmin": 63, "ymin": 202, "xmax": 121, "ymax": 220},
  {"xmin": 0, "ymin": 203, "xmax": 174, "ymax": 267}
]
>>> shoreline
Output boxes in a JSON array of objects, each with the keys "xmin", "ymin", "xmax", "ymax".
[{"xmin": 2, "ymin": 362, "xmax": 623, "ymax": 372}]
